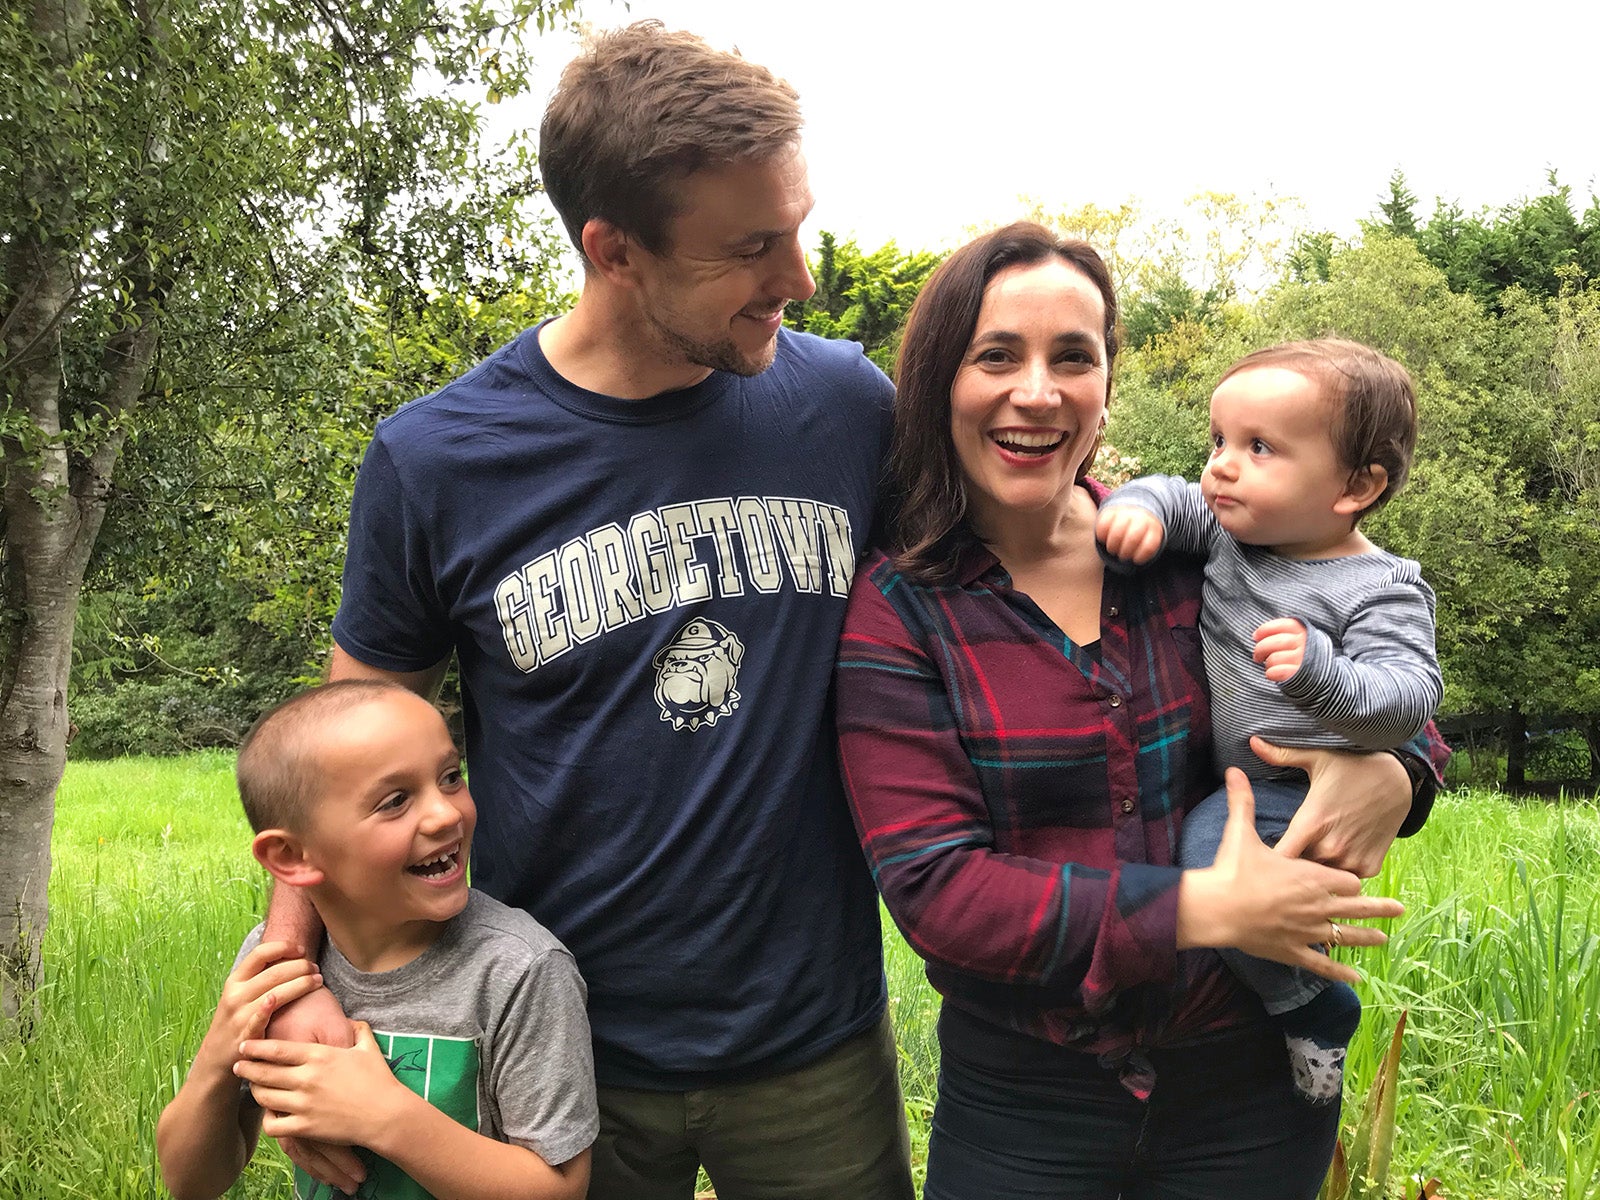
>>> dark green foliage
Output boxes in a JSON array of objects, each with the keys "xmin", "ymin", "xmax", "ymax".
[
  {"xmin": 1121, "ymin": 268, "xmax": 1227, "ymax": 351},
  {"xmin": 1377, "ymin": 171, "xmax": 1420, "ymax": 238},
  {"xmin": 71, "ymin": 283, "xmax": 564, "ymax": 754},
  {"xmin": 786, "ymin": 232, "xmax": 943, "ymax": 372},
  {"xmin": 69, "ymin": 584, "xmax": 314, "ymax": 758},
  {"xmin": 1373, "ymin": 171, "xmax": 1600, "ymax": 307}
]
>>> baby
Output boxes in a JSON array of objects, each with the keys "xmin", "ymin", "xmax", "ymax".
[{"xmin": 1097, "ymin": 338, "xmax": 1442, "ymax": 1102}]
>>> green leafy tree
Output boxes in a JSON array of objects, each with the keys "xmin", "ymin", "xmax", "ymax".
[
  {"xmin": 1379, "ymin": 172, "xmax": 1600, "ymax": 307},
  {"xmin": 786, "ymin": 232, "xmax": 942, "ymax": 371},
  {"xmin": 1375, "ymin": 171, "xmax": 1420, "ymax": 239},
  {"xmin": 0, "ymin": 0, "xmax": 577, "ymax": 1017},
  {"xmin": 1110, "ymin": 227, "xmax": 1600, "ymax": 783},
  {"xmin": 1026, "ymin": 193, "xmax": 1305, "ymax": 349}
]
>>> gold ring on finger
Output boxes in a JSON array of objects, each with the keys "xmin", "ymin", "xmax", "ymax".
[{"xmin": 1328, "ymin": 919, "xmax": 1343, "ymax": 946}]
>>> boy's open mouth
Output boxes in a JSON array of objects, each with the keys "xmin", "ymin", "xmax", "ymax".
[{"xmin": 408, "ymin": 844, "xmax": 461, "ymax": 878}]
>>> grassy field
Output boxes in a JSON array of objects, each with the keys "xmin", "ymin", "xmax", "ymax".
[{"xmin": 3, "ymin": 755, "xmax": 1597, "ymax": 1199}]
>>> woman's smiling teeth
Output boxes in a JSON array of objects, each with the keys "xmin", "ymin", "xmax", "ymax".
[{"xmin": 992, "ymin": 429, "xmax": 1066, "ymax": 456}]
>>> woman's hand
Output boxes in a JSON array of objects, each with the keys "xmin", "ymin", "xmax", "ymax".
[
  {"xmin": 1177, "ymin": 769, "xmax": 1403, "ymax": 982},
  {"xmin": 1253, "ymin": 737, "xmax": 1411, "ymax": 877}
]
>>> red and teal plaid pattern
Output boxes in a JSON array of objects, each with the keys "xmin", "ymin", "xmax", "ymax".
[{"xmin": 838, "ymin": 535, "xmax": 1262, "ymax": 1096}]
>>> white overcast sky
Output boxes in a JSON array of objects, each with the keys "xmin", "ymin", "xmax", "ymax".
[{"xmin": 494, "ymin": 0, "xmax": 1600, "ymax": 256}]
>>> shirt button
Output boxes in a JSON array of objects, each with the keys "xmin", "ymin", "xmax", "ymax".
[
  {"xmin": 1120, "ymin": 798, "xmax": 1136, "ymax": 814},
  {"xmin": 1108, "ymin": 693, "xmax": 1123, "ymax": 707},
  {"xmin": 1107, "ymin": 606, "xmax": 1119, "ymax": 617}
]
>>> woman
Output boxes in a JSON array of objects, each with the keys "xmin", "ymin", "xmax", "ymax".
[{"xmin": 834, "ymin": 223, "xmax": 1438, "ymax": 1199}]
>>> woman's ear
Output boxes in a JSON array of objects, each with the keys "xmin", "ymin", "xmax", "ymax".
[
  {"xmin": 252, "ymin": 829, "xmax": 324, "ymax": 889},
  {"xmin": 1335, "ymin": 463, "xmax": 1389, "ymax": 516}
]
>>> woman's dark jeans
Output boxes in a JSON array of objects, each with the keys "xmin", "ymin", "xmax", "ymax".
[{"xmin": 924, "ymin": 1006, "xmax": 1341, "ymax": 1200}]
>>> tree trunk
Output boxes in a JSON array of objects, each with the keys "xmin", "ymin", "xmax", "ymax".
[
  {"xmin": 1504, "ymin": 705, "xmax": 1527, "ymax": 792},
  {"xmin": 1, "ymin": 258, "xmax": 150, "ymax": 1023},
  {"xmin": 1, "ymin": 0, "xmax": 153, "ymax": 1020},
  {"xmin": 0, "ymin": 228, "xmax": 85, "ymax": 1018}
]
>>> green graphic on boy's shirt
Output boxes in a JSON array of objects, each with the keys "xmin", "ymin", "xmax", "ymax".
[{"xmin": 294, "ymin": 1031, "xmax": 480, "ymax": 1200}]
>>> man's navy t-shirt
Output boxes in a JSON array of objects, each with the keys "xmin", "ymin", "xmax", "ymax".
[{"xmin": 333, "ymin": 324, "xmax": 893, "ymax": 1088}]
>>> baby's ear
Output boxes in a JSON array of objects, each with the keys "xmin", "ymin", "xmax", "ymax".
[
  {"xmin": 1335, "ymin": 463, "xmax": 1389, "ymax": 515},
  {"xmin": 252, "ymin": 829, "xmax": 323, "ymax": 889}
]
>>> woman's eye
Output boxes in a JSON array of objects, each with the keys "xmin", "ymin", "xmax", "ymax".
[{"xmin": 975, "ymin": 348, "xmax": 1010, "ymax": 365}]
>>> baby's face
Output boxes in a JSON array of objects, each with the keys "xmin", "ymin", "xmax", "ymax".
[
  {"xmin": 1202, "ymin": 366, "xmax": 1362, "ymax": 559},
  {"xmin": 299, "ymin": 692, "xmax": 474, "ymax": 929}
]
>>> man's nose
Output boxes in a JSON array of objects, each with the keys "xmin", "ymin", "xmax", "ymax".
[{"xmin": 771, "ymin": 235, "xmax": 815, "ymax": 303}]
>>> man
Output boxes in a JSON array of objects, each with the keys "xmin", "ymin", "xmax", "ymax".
[{"xmin": 265, "ymin": 21, "xmax": 912, "ymax": 1200}]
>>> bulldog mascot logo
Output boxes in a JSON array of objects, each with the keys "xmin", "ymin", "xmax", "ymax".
[{"xmin": 653, "ymin": 618, "xmax": 745, "ymax": 732}]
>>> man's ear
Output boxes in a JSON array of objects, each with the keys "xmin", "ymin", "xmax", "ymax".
[
  {"xmin": 580, "ymin": 217, "xmax": 642, "ymax": 285},
  {"xmin": 252, "ymin": 829, "xmax": 324, "ymax": 889},
  {"xmin": 1335, "ymin": 463, "xmax": 1389, "ymax": 516}
]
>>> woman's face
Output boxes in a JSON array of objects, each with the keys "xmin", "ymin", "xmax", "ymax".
[{"xmin": 949, "ymin": 258, "xmax": 1110, "ymax": 533}]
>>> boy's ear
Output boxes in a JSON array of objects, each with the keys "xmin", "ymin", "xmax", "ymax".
[
  {"xmin": 1335, "ymin": 463, "xmax": 1389, "ymax": 515},
  {"xmin": 252, "ymin": 829, "xmax": 324, "ymax": 889}
]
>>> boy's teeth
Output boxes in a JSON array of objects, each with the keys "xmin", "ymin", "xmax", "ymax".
[{"xmin": 410, "ymin": 849, "xmax": 456, "ymax": 876}]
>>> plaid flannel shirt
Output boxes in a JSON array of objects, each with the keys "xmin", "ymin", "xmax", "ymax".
[{"xmin": 836, "ymin": 484, "xmax": 1445, "ymax": 1096}]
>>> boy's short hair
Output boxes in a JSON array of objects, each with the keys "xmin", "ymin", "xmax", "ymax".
[
  {"xmin": 538, "ymin": 20, "xmax": 802, "ymax": 262},
  {"xmin": 236, "ymin": 680, "xmax": 415, "ymax": 833},
  {"xmin": 1220, "ymin": 338, "xmax": 1418, "ymax": 518}
]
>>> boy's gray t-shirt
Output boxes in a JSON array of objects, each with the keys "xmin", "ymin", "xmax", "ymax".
[{"xmin": 240, "ymin": 889, "xmax": 596, "ymax": 1178}]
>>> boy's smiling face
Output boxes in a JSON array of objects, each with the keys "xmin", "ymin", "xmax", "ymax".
[{"xmin": 294, "ymin": 690, "xmax": 475, "ymax": 970}]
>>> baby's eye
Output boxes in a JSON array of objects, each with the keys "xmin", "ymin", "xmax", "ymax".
[
  {"xmin": 1250, "ymin": 438, "xmax": 1271, "ymax": 455},
  {"xmin": 1210, "ymin": 433, "xmax": 1225, "ymax": 452},
  {"xmin": 442, "ymin": 767, "xmax": 464, "ymax": 789}
]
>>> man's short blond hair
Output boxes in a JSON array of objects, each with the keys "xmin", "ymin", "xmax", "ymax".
[
  {"xmin": 235, "ymin": 680, "xmax": 416, "ymax": 833},
  {"xmin": 539, "ymin": 21, "xmax": 803, "ymax": 262}
]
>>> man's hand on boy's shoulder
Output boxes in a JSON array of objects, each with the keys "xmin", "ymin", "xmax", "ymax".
[{"xmin": 1096, "ymin": 504, "xmax": 1166, "ymax": 565}]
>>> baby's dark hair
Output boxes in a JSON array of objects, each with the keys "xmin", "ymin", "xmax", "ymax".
[
  {"xmin": 1219, "ymin": 338, "xmax": 1417, "ymax": 518},
  {"xmin": 236, "ymin": 680, "xmax": 415, "ymax": 833}
]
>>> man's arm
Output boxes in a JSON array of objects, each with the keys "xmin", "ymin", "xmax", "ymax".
[{"xmin": 328, "ymin": 643, "xmax": 450, "ymax": 697}]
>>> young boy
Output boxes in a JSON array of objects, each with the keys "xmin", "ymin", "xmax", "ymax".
[
  {"xmin": 1095, "ymin": 338, "xmax": 1443, "ymax": 1103},
  {"xmin": 156, "ymin": 680, "xmax": 597, "ymax": 1200}
]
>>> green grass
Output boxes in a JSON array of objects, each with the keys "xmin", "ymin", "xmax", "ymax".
[{"xmin": 2, "ymin": 757, "xmax": 1596, "ymax": 1198}]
